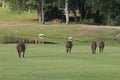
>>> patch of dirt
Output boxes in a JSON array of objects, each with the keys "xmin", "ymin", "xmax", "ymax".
[
  {"xmin": 81, "ymin": 24, "xmax": 120, "ymax": 29},
  {"xmin": 0, "ymin": 22, "xmax": 39, "ymax": 27},
  {"xmin": 0, "ymin": 22, "xmax": 120, "ymax": 29}
]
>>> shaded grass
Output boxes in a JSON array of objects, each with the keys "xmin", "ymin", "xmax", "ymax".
[{"xmin": 0, "ymin": 44, "xmax": 120, "ymax": 80}]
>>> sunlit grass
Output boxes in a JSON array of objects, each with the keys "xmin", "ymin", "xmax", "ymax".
[
  {"xmin": 0, "ymin": 44, "xmax": 120, "ymax": 80},
  {"xmin": 0, "ymin": 7, "xmax": 120, "ymax": 80}
]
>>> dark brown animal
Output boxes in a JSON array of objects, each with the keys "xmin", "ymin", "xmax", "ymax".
[
  {"xmin": 66, "ymin": 40, "xmax": 73, "ymax": 53},
  {"xmin": 16, "ymin": 42, "xmax": 26, "ymax": 58},
  {"xmin": 91, "ymin": 41, "xmax": 97, "ymax": 54},
  {"xmin": 99, "ymin": 41, "xmax": 105, "ymax": 53}
]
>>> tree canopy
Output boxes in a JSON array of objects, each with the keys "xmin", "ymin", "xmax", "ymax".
[{"xmin": 2, "ymin": 0, "xmax": 120, "ymax": 25}]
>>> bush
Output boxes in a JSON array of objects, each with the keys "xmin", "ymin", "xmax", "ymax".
[
  {"xmin": 81, "ymin": 18, "xmax": 94, "ymax": 24},
  {"xmin": 0, "ymin": 2, "xmax": 2, "ymax": 7},
  {"xmin": 111, "ymin": 16, "xmax": 120, "ymax": 26},
  {"xmin": 45, "ymin": 4, "xmax": 64, "ymax": 21}
]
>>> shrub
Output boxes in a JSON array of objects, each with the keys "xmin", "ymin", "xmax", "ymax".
[
  {"xmin": 45, "ymin": 4, "xmax": 63, "ymax": 21},
  {"xmin": 81, "ymin": 18, "xmax": 94, "ymax": 24}
]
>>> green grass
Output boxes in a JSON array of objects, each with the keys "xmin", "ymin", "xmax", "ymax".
[
  {"xmin": 0, "ymin": 44, "xmax": 120, "ymax": 80},
  {"xmin": 0, "ymin": 7, "xmax": 120, "ymax": 80},
  {"xmin": 0, "ymin": 25, "xmax": 119, "ymax": 44}
]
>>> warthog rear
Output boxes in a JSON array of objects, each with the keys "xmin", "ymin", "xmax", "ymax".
[
  {"xmin": 99, "ymin": 41, "xmax": 105, "ymax": 53},
  {"xmin": 91, "ymin": 41, "xmax": 97, "ymax": 54},
  {"xmin": 16, "ymin": 42, "xmax": 26, "ymax": 58},
  {"xmin": 66, "ymin": 40, "xmax": 73, "ymax": 53}
]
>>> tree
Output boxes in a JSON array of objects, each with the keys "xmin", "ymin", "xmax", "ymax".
[
  {"xmin": 69, "ymin": 0, "xmax": 78, "ymax": 22},
  {"xmin": 3, "ymin": 0, "xmax": 63, "ymax": 24},
  {"xmin": 65, "ymin": 0, "xmax": 69, "ymax": 24},
  {"xmin": 3, "ymin": 0, "xmax": 120, "ymax": 25},
  {"xmin": 27, "ymin": 0, "xmax": 45, "ymax": 24},
  {"xmin": 2, "ymin": 0, "xmax": 45, "ymax": 24},
  {"xmin": 88, "ymin": 0, "xmax": 120, "ymax": 25},
  {"xmin": 41, "ymin": 0, "xmax": 45, "ymax": 24}
]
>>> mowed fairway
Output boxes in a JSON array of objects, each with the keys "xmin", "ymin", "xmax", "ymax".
[{"xmin": 0, "ymin": 44, "xmax": 120, "ymax": 80}]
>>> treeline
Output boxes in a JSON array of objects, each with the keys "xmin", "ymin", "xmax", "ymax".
[{"xmin": 2, "ymin": 0, "xmax": 120, "ymax": 25}]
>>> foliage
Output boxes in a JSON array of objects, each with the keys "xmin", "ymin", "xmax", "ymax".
[
  {"xmin": 3, "ymin": 0, "xmax": 28, "ymax": 13},
  {"xmin": 2, "ymin": 0, "xmax": 120, "ymax": 25},
  {"xmin": 45, "ymin": 4, "xmax": 63, "ymax": 21},
  {"xmin": 81, "ymin": 18, "xmax": 94, "ymax": 24},
  {"xmin": 88, "ymin": 0, "xmax": 120, "ymax": 25}
]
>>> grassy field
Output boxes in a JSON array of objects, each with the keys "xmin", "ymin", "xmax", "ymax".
[
  {"xmin": 0, "ymin": 44, "xmax": 120, "ymax": 80},
  {"xmin": 0, "ymin": 7, "xmax": 120, "ymax": 80}
]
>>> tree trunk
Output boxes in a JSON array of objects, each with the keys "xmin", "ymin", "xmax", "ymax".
[
  {"xmin": 37, "ymin": 0, "xmax": 45, "ymax": 24},
  {"xmin": 65, "ymin": 0, "xmax": 69, "ymax": 24},
  {"xmin": 107, "ymin": 9, "xmax": 111, "ymax": 26},
  {"xmin": 28, "ymin": 8, "xmax": 31, "ymax": 13},
  {"xmin": 77, "ymin": 2, "xmax": 86, "ymax": 21},
  {"xmin": 37, "ymin": 8, "xmax": 42, "ymax": 22},
  {"xmin": 41, "ymin": 0, "xmax": 45, "ymax": 24},
  {"xmin": 41, "ymin": 7, "xmax": 45, "ymax": 24},
  {"xmin": 72, "ymin": 10, "xmax": 77, "ymax": 22},
  {"xmin": 107, "ymin": 15, "xmax": 110, "ymax": 26},
  {"xmin": 2, "ymin": 1, "xmax": 7, "ymax": 8}
]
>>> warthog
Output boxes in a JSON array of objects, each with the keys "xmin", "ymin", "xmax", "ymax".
[
  {"xmin": 39, "ymin": 34, "xmax": 44, "ymax": 44},
  {"xmin": 99, "ymin": 41, "xmax": 105, "ymax": 53},
  {"xmin": 91, "ymin": 41, "xmax": 97, "ymax": 54},
  {"xmin": 66, "ymin": 40, "xmax": 73, "ymax": 53},
  {"xmin": 16, "ymin": 41, "xmax": 26, "ymax": 58}
]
